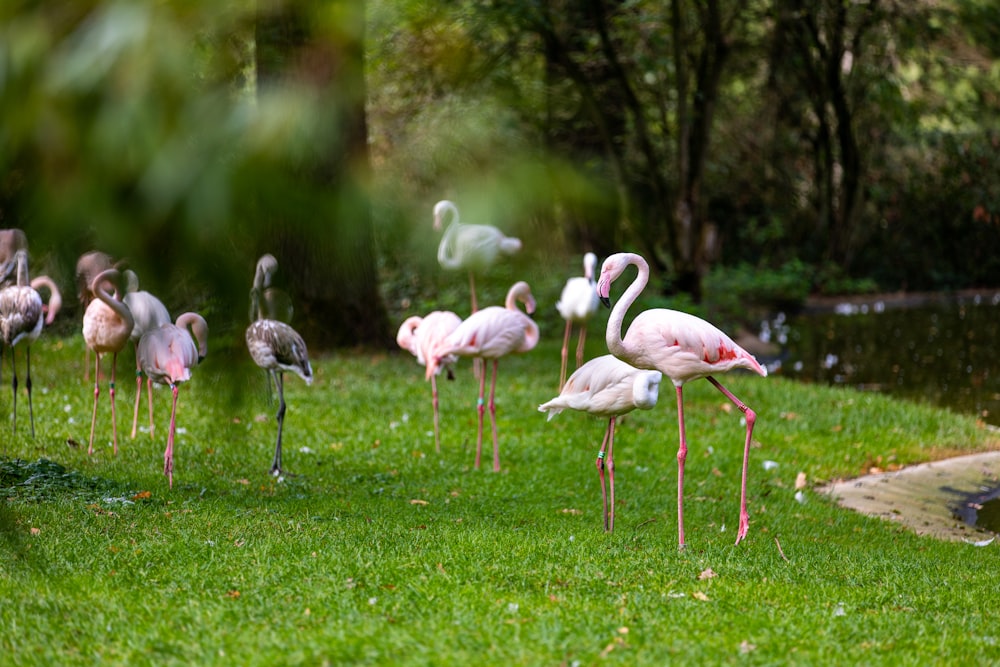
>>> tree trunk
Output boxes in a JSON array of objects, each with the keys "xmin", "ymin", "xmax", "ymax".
[{"xmin": 255, "ymin": 0, "xmax": 391, "ymax": 349}]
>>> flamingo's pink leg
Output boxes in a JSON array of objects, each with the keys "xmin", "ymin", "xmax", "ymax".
[
  {"xmin": 88, "ymin": 354, "xmax": 101, "ymax": 456},
  {"xmin": 706, "ymin": 376, "xmax": 757, "ymax": 545},
  {"xmin": 164, "ymin": 384, "xmax": 179, "ymax": 488},
  {"xmin": 488, "ymin": 359, "xmax": 500, "ymax": 472},
  {"xmin": 474, "ymin": 363, "xmax": 487, "ymax": 470},
  {"xmin": 676, "ymin": 385, "xmax": 688, "ymax": 550}
]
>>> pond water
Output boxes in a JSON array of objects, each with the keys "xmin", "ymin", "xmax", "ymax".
[
  {"xmin": 765, "ymin": 291, "xmax": 1000, "ymax": 535},
  {"xmin": 765, "ymin": 291, "xmax": 1000, "ymax": 427}
]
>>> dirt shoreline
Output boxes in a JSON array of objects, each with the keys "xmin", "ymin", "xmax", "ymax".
[{"xmin": 819, "ymin": 449, "xmax": 1000, "ymax": 543}]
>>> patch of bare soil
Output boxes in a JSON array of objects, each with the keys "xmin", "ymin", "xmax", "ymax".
[{"xmin": 819, "ymin": 451, "xmax": 1000, "ymax": 543}]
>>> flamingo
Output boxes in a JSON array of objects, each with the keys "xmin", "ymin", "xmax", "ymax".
[
  {"xmin": 539, "ymin": 354, "xmax": 662, "ymax": 532},
  {"xmin": 123, "ymin": 269, "xmax": 171, "ymax": 439},
  {"xmin": 137, "ymin": 312, "xmax": 208, "ymax": 487},
  {"xmin": 76, "ymin": 251, "xmax": 117, "ymax": 382},
  {"xmin": 597, "ymin": 252, "xmax": 767, "ymax": 548},
  {"xmin": 0, "ymin": 229, "xmax": 28, "ymax": 287},
  {"xmin": 396, "ymin": 310, "xmax": 462, "ymax": 452},
  {"xmin": 556, "ymin": 252, "xmax": 600, "ymax": 390},
  {"xmin": 433, "ymin": 200, "xmax": 522, "ymax": 313},
  {"xmin": 82, "ymin": 268, "xmax": 134, "ymax": 456},
  {"xmin": 246, "ymin": 288, "xmax": 313, "ymax": 476},
  {"xmin": 0, "ymin": 250, "xmax": 63, "ymax": 436},
  {"xmin": 249, "ymin": 254, "xmax": 294, "ymax": 323},
  {"xmin": 428, "ymin": 281, "xmax": 539, "ymax": 471}
]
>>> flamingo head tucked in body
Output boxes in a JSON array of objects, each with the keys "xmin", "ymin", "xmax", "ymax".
[{"xmin": 505, "ymin": 280, "xmax": 536, "ymax": 316}]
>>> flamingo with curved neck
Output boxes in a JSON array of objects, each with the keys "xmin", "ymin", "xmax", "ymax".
[
  {"xmin": 124, "ymin": 269, "xmax": 171, "ymax": 439},
  {"xmin": 83, "ymin": 268, "xmax": 135, "ymax": 456},
  {"xmin": 429, "ymin": 280, "xmax": 538, "ymax": 471},
  {"xmin": 246, "ymin": 286, "xmax": 313, "ymax": 476},
  {"xmin": 433, "ymin": 200, "xmax": 522, "ymax": 313},
  {"xmin": 138, "ymin": 312, "xmax": 208, "ymax": 487},
  {"xmin": 597, "ymin": 252, "xmax": 766, "ymax": 548},
  {"xmin": 0, "ymin": 249, "xmax": 62, "ymax": 437},
  {"xmin": 397, "ymin": 310, "xmax": 462, "ymax": 453}
]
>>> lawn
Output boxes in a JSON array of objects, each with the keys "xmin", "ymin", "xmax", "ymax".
[{"xmin": 2, "ymin": 331, "xmax": 998, "ymax": 665}]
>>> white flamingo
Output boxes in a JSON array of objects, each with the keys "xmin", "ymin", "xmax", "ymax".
[
  {"xmin": 597, "ymin": 252, "xmax": 767, "ymax": 548},
  {"xmin": 556, "ymin": 252, "xmax": 600, "ymax": 390},
  {"xmin": 539, "ymin": 354, "xmax": 662, "ymax": 532},
  {"xmin": 433, "ymin": 200, "xmax": 522, "ymax": 313}
]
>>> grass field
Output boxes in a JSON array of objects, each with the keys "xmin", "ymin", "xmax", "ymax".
[{"xmin": 2, "ymin": 330, "xmax": 998, "ymax": 665}]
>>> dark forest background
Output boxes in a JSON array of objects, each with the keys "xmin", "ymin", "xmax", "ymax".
[{"xmin": 2, "ymin": 0, "xmax": 998, "ymax": 349}]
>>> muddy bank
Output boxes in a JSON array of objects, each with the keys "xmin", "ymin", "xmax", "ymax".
[{"xmin": 819, "ymin": 450, "xmax": 1000, "ymax": 543}]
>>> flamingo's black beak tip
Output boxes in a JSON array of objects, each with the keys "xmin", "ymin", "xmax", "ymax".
[{"xmin": 600, "ymin": 296, "xmax": 611, "ymax": 309}]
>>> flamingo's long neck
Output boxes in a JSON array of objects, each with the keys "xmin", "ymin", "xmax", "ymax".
[
  {"xmin": 505, "ymin": 282, "xmax": 532, "ymax": 312},
  {"xmin": 96, "ymin": 273, "xmax": 135, "ymax": 332},
  {"xmin": 436, "ymin": 206, "xmax": 462, "ymax": 269},
  {"xmin": 14, "ymin": 250, "xmax": 28, "ymax": 287},
  {"xmin": 605, "ymin": 254, "xmax": 648, "ymax": 359},
  {"xmin": 177, "ymin": 312, "xmax": 209, "ymax": 359}
]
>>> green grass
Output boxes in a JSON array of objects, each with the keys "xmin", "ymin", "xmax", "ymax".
[{"xmin": 2, "ymin": 332, "xmax": 998, "ymax": 665}]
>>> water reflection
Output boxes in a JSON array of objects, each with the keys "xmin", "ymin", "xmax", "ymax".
[{"xmin": 770, "ymin": 292, "xmax": 1000, "ymax": 427}]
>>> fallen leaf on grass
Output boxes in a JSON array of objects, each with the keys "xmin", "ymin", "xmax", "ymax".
[
  {"xmin": 599, "ymin": 636, "xmax": 628, "ymax": 658},
  {"xmin": 559, "ymin": 508, "xmax": 582, "ymax": 515},
  {"xmin": 225, "ymin": 590, "xmax": 241, "ymax": 599},
  {"xmin": 739, "ymin": 641, "xmax": 757, "ymax": 654},
  {"xmin": 132, "ymin": 491, "xmax": 151, "ymax": 501},
  {"xmin": 30, "ymin": 527, "xmax": 40, "ymax": 536},
  {"xmin": 692, "ymin": 591, "xmax": 710, "ymax": 601},
  {"xmin": 697, "ymin": 568, "xmax": 717, "ymax": 580},
  {"xmin": 795, "ymin": 472, "xmax": 807, "ymax": 489},
  {"xmin": 409, "ymin": 499, "xmax": 429, "ymax": 506}
]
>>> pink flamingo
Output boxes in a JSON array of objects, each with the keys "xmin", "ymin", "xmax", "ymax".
[
  {"xmin": 123, "ymin": 269, "xmax": 171, "ymax": 439},
  {"xmin": 137, "ymin": 312, "xmax": 208, "ymax": 487},
  {"xmin": 76, "ymin": 251, "xmax": 117, "ymax": 382},
  {"xmin": 433, "ymin": 200, "xmax": 522, "ymax": 313},
  {"xmin": 246, "ymin": 287, "xmax": 313, "ymax": 476},
  {"xmin": 396, "ymin": 310, "xmax": 462, "ymax": 452},
  {"xmin": 539, "ymin": 354, "xmax": 662, "ymax": 532},
  {"xmin": 82, "ymin": 268, "xmax": 134, "ymax": 456},
  {"xmin": 556, "ymin": 252, "xmax": 600, "ymax": 390},
  {"xmin": 0, "ymin": 250, "xmax": 63, "ymax": 436},
  {"xmin": 428, "ymin": 281, "xmax": 539, "ymax": 471},
  {"xmin": 597, "ymin": 252, "xmax": 767, "ymax": 548}
]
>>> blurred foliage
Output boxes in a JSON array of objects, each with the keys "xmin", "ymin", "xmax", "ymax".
[
  {"xmin": 0, "ymin": 0, "xmax": 373, "ymax": 344},
  {"xmin": 1, "ymin": 0, "xmax": 999, "ymax": 350}
]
